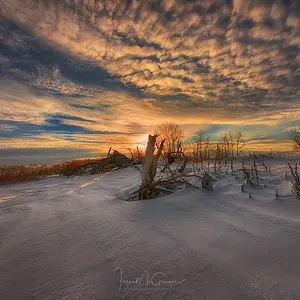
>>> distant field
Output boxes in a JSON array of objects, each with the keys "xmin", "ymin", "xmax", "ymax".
[
  {"xmin": 0, "ymin": 159, "xmax": 95, "ymax": 185},
  {"xmin": 0, "ymin": 148, "xmax": 145, "ymax": 185}
]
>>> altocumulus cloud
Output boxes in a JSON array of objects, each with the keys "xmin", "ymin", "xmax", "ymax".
[{"xmin": 1, "ymin": 0, "xmax": 300, "ymax": 162}]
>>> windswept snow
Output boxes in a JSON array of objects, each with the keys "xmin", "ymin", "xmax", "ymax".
[{"xmin": 1, "ymin": 161, "xmax": 300, "ymax": 300}]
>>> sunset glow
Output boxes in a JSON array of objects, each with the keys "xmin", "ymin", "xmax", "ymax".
[{"xmin": 1, "ymin": 0, "xmax": 300, "ymax": 163}]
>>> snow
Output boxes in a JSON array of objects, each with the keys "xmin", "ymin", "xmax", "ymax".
[{"xmin": 1, "ymin": 160, "xmax": 300, "ymax": 299}]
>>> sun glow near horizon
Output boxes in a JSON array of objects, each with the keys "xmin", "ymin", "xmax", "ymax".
[{"xmin": 1, "ymin": 0, "xmax": 300, "ymax": 162}]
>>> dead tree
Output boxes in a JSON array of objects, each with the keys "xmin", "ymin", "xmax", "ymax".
[
  {"xmin": 138, "ymin": 135, "xmax": 165, "ymax": 200},
  {"xmin": 126, "ymin": 137, "xmax": 203, "ymax": 201},
  {"xmin": 154, "ymin": 123, "xmax": 184, "ymax": 153}
]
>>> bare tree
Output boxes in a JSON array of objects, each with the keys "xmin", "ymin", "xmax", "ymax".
[
  {"xmin": 221, "ymin": 131, "xmax": 235, "ymax": 171},
  {"xmin": 220, "ymin": 132, "xmax": 231, "ymax": 163},
  {"xmin": 213, "ymin": 143, "xmax": 225, "ymax": 176},
  {"xmin": 154, "ymin": 123, "xmax": 184, "ymax": 153},
  {"xmin": 290, "ymin": 126, "xmax": 300, "ymax": 151},
  {"xmin": 203, "ymin": 135, "xmax": 213, "ymax": 172},
  {"xmin": 221, "ymin": 130, "xmax": 246, "ymax": 170},
  {"xmin": 192, "ymin": 129, "xmax": 208, "ymax": 170},
  {"xmin": 235, "ymin": 131, "xmax": 245, "ymax": 158}
]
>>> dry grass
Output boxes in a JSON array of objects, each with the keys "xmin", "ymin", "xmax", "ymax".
[
  {"xmin": 127, "ymin": 147, "xmax": 146, "ymax": 163},
  {"xmin": 0, "ymin": 159, "xmax": 94, "ymax": 185}
]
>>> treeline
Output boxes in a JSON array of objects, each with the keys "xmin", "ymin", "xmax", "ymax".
[{"xmin": 154, "ymin": 122, "xmax": 247, "ymax": 163}]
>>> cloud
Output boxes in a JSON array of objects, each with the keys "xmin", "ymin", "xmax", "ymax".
[
  {"xmin": 0, "ymin": 124, "xmax": 18, "ymax": 131},
  {"xmin": 0, "ymin": 80, "xmax": 64, "ymax": 124},
  {"xmin": 2, "ymin": 0, "xmax": 300, "ymax": 106},
  {"xmin": 1, "ymin": 0, "xmax": 300, "ymax": 157}
]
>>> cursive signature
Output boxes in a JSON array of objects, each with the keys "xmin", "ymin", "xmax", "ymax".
[{"xmin": 113, "ymin": 267, "xmax": 186, "ymax": 291}]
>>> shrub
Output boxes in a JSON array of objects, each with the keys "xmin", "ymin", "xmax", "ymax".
[{"xmin": 287, "ymin": 162, "xmax": 300, "ymax": 199}]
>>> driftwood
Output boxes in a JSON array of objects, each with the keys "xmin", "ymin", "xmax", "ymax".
[
  {"xmin": 125, "ymin": 137, "xmax": 209, "ymax": 201},
  {"xmin": 138, "ymin": 135, "xmax": 165, "ymax": 200},
  {"xmin": 158, "ymin": 150, "xmax": 201, "ymax": 190},
  {"xmin": 178, "ymin": 157, "xmax": 189, "ymax": 173},
  {"xmin": 63, "ymin": 150, "xmax": 131, "ymax": 177},
  {"xmin": 161, "ymin": 149, "xmax": 188, "ymax": 173}
]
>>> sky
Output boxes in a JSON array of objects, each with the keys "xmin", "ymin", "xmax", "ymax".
[{"xmin": 1, "ymin": 0, "xmax": 300, "ymax": 164}]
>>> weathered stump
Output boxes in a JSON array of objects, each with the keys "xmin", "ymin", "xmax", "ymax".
[
  {"xmin": 138, "ymin": 135, "xmax": 165, "ymax": 200},
  {"xmin": 202, "ymin": 172, "xmax": 213, "ymax": 191}
]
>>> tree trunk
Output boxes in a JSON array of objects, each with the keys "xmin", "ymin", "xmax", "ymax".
[{"xmin": 138, "ymin": 135, "xmax": 165, "ymax": 200}]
